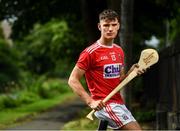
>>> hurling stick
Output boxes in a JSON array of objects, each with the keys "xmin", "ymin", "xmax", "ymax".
[{"xmin": 86, "ymin": 48, "xmax": 159, "ymax": 120}]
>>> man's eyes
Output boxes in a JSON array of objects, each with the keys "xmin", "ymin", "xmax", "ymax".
[
  {"xmin": 112, "ymin": 24, "xmax": 117, "ymax": 26},
  {"xmin": 104, "ymin": 24, "xmax": 109, "ymax": 27},
  {"xmin": 103, "ymin": 24, "xmax": 117, "ymax": 27}
]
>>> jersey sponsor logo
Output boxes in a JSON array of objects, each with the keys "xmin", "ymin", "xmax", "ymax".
[{"xmin": 103, "ymin": 63, "xmax": 122, "ymax": 78}]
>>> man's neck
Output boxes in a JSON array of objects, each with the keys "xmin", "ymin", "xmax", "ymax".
[{"xmin": 98, "ymin": 38, "xmax": 114, "ymax": 46}]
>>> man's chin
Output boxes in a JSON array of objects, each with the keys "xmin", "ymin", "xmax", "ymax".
[{"xmin": 105, "ymin": 36, "xmax": 116, "ymax": 40}]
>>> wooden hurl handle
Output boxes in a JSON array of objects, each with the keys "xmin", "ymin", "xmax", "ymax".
[{"xmin": 86, "ymin": 49, "xmax": 159, "ymax": 120}]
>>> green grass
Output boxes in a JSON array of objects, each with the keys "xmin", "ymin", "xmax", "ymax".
[
  {"xmin": 63, "ymin": 117, "xmax": 113, "ymax": 131},
  {"xmin": 0, "ymin": 92, "xmax": 74, "ymax": 129},
  {"xmin": 63, "ymin": 118, "xmax": 99, "ymax": 130}
]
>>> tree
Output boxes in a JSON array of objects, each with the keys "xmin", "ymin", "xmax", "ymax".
[
  {"xmin": 0, "ymin": 0, "xmax": 82, "ymax": 40},
  {"xmin": 80, "ymin": 0, "xmax": 107, "ymax": 42},
  {"xmin": 118, "ymin": 0, "xmax": 134, "ymax": 107},
  {"xmin": 17, "ymin": 19, "xmax": 86, "ymax": 76},
  {"xmin": 133, "ymin": 0, "xmax": 180, "ymax": 48},
  {"xmin": 1, "ymin": 0, "xmax": 179, "ymax": 44}
]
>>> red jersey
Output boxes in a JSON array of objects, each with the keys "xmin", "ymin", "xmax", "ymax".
[{"xmin": 76, "ymin": 41, "xmax": 125, "ymax": 104}]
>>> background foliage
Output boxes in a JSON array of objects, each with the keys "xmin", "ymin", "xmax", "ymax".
[
  {"xmin": 0, "ymin": 38, "xmax": 20, "ymax": 92},
  {"xmin": 16, "ymin": 19, "xmax": 79, "ymax": 75},
  {"xmin": 0, "ymin": 1, "xmax": 180, "ymax": 128}
]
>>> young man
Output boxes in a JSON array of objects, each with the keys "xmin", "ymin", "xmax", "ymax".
[{"xmin": 68, "ymin": 9, "xmax": 145, "ymax": 130}]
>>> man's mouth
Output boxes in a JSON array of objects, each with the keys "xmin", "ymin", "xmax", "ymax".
[{"xmin": 107, "ymin": 33, "xmax": 114, "ymax": 36}]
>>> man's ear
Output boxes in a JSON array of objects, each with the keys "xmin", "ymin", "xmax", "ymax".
[
  {"xmin": 98, "ymin": 23, "xmax": 101, "ymax": 31},
  {"xmin": 117, "ymin": 23, "xmax": 120, "ymax": 30}
]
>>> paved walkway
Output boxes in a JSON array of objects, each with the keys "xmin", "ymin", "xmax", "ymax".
[
  {"xmin": 6, "ymin": 98, "xmax": 86, "ymax": 130},
  {"xmin": 5, "ymin": 97, "xmax": 155, "ymax": 130}
]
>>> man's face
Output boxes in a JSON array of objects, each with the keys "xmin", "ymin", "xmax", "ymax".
[{"xmin": 98, "ymin": 18, "xmax": 120, "ymax": 40}]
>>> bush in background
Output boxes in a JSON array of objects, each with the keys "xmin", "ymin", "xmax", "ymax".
[
  {"xmin": 38, "ymin": 79, "xmax": 70, "ymax": 98},
  {"xmin": 0, "ymin": 77, "xmax": 71, "ymax": 110},
  {"xmin": 0, "ymin": 40, "xmax": 21, "ymax": 92},
  {"xmin": 16, "ymin": 19, "xmax": 85, "ymax": 78}
]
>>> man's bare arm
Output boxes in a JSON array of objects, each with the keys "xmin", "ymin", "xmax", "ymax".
[
  {"xmin": 68, "ymin": 66, "xmax": 105, "ymax": 110},
  {"xmin": 68, "ymin": 66, "xmax": 93, "ymax": 106}
]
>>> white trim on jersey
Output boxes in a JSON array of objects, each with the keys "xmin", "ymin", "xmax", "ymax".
[
  {"xmin": 113, "ymin": 43, "xmax": 123, "ymax": 49},
  {"xmin": 86, "ymin": 43, "xmax": 101, "ymax": 54}
]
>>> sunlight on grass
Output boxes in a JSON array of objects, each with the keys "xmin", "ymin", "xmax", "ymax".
[
  {"xmin": 62, "ymin": 107, "xmax": 114, "ymax": 131},
  {"xmin": 63, "ymin": 118, "xmax": 99, "ymax": 130},
  {"xmin": 62, "ymin": 117, "xmax": 113, "ymax": 131}
]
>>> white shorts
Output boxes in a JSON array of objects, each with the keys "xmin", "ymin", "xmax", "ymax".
[{"xmin": 94, "ymin": 103, "xmax": 136, "ymax": 129}]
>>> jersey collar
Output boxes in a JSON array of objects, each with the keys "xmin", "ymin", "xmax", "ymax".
[{"xmin": 97, "ymin": 40, "xmax": 114, "ymax": 48}]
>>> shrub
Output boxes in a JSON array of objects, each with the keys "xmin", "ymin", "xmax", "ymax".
[
  {"xmin": 134, "ymin": 110, "xmax": 156, "ymax": 122},
  {"xmin": 18, "ymin": 19, "xmax": 71, "ymax": 75},
  {"xmin": 0, "ymin": 95, "xmax": 6, "ymax": 110},
  {"xmin": 2, "ymin": 94, "xmax": 21, "ymax": 108},
  {"xmin": 38, "ymin": 79, "xmax": 70, "ymax": 98},
  {"xmin": 0, "ymin": 40, "xmax": 21, "ymax": 92},
  {"xmin": 0, "ymin": 91, "xmax": 41, "ymax": 109},
  {"xmin": 18, "ymin": 91, "xmax": 41, "ymax": 104}
]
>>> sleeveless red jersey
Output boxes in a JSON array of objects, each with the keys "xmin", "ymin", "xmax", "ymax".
[{"xmin": 76, "ymin": 41, "xmax": 125, "ymax": 104}]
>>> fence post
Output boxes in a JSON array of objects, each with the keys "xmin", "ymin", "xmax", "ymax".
[{"xmin": 156, "ymin": 110, "xmax": 168, "ymax": 129}]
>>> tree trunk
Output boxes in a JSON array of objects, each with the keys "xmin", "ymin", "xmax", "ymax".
[
  {"xmin": 107, "ymin": 0, "xmax": 121, "ymax": 14},
  {"xmin": 119, "ymin": 0, "xmax": 134, "ymax": 108},
  {"xmin": 80, "ymin": 0, "xmax": 107, "ymax": 42}
]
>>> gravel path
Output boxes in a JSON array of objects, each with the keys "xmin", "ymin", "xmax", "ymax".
[{"xmin": 6, "ymin": 98, "xmax": 86, "ymax": 130}]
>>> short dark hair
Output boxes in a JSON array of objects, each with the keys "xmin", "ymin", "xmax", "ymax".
[{"xmin": 99, "ymin": 9, "xmax": 119, "ymax": 22}]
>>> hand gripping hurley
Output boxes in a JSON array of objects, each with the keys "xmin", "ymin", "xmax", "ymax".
[{"xmin": 86, "ymin": 49, "xmax": 159, "ymax": 120}]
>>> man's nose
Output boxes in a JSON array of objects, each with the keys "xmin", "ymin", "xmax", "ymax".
[{"xmin": 109, "ymin": 25, "xmax": 113, "ymax": 31}]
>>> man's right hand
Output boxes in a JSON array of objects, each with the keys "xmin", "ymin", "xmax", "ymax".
[{"xmin": 89, "ymin": 100, "xmax": 106, "ymax": 111}]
